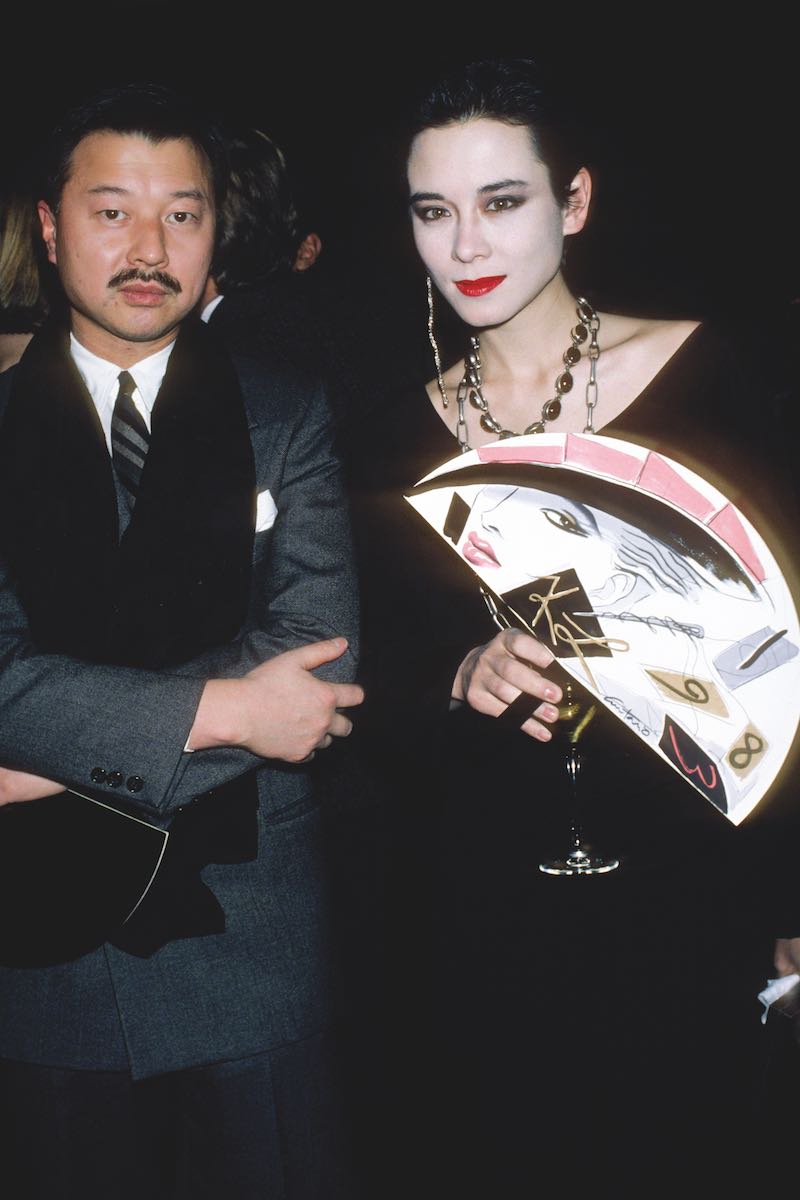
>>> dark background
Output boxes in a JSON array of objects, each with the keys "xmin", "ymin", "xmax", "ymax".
[{"xmin": 2, "ymin": 6, "xmax": 796, "ymax": 344}]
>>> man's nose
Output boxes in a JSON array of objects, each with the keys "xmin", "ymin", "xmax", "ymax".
[{"xmin": 127, "ymin": 218, "xmax": 168, "ymax": 268}]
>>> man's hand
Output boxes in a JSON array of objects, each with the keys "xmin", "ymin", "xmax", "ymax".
[
  {"xmin": 774, "ymin": 937, "xmax": 800, "ymax": 976},
  {"xmin": 0, "ymin": 767, "xmax": 66, "ymax": 807},
  {"xmin": 190, "ymin": 637, "xmax": 364, "ymax": 762},
  {"xmin": 453, "ymin": 628, "xmax": 562, "ymax": 741}
]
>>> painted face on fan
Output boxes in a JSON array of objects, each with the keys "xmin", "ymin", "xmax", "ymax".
[
  {"xmin": 462, "ymin": 485, "xmax": 620, "ymax": 603},
  {"xmin": 407, "ymin": 118, "xmax": 589, "ymax": 329},
  {"xmin": 459, "ymin": 484, "xmax": 760, "ymax": 621}
]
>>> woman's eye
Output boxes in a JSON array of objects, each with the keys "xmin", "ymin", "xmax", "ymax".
[
  {"xmin": 542, "ymin": 508, "xmax": 585, "ymax": 536},
  {"xmin": 415, "ymin": 206, "xmax": 448, "ymax": 223},
  {"xmin": 486, "ymin": 196, "xmax": 522, "ymax": 213}
]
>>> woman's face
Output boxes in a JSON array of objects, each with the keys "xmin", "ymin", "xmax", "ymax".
[{"xmin": 407, "ymin": 117, "xmax": 586, "ymax": 328}]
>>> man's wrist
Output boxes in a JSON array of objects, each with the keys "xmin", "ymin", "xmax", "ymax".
[{"xmin": 187, "ymin": 679, "xmax": 248, "ymax": 751}]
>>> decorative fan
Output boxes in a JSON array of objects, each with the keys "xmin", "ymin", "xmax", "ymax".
[{"xmin": 406, "ymin": 433, "xmax": 800, "ymax": 825}]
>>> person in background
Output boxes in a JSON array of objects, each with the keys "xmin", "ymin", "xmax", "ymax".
[
  {"xmin": 199, "ymin": 124, "xmax": 364, "ymax": 424},
  {"xmin": 0, "ymin": 188, "xmax": 51, "ymax": 371}
]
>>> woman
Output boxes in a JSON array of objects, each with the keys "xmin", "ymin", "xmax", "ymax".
[{"xmin": 347, "ymin": 58, "xmax": 799, "ymax": 1193}]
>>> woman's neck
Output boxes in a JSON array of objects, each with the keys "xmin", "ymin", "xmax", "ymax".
[
  {"xmin": 427, "ymin": 278, "xmax": 701, "ymax": 448},
  {"xmin": 476, "ymin": 278, "xmax": 580, "ymax": 390},
  {"xmin": 474, "ymin": 278, "xmax": 582, "ymax": 396}
]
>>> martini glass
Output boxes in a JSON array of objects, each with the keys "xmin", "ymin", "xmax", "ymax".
[{"xmin": 539, "ymin": 681, "xmax": 620, "ymax": 876}]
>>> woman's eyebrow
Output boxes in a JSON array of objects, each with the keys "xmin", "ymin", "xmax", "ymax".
[
  {"xmin": 408, "ymin": 191, "xmax": 444, "ymax": 205},
  {"xmin": 479, "ymin": 178, "xmax": 529, "ymax": 193}
]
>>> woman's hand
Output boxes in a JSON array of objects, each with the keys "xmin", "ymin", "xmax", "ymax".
[
  {"xmin": 452, "ymin": 628, "xmax": 563, "ymax": 741},
  {"xmin": 0, "ymin": 767, "xmax": 66, "ymax": 807}
]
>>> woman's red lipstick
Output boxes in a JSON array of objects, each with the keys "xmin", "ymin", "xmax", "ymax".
[{"xmin": 455, "ymin": 275, "xmax": 506, "ymax": 297}]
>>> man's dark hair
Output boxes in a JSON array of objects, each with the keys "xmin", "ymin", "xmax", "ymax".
[
  {"xmin": 40, "ymin": 81, "xmax": 229, "ymax": 213},
  {"xmin": 211, "ymin": 127, "xmax": 300, "ymax": 292}
]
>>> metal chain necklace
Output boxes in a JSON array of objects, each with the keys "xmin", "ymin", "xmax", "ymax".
[{"xmin": 442, "ymin": 297, "xmax": 601, "ymax": 453}]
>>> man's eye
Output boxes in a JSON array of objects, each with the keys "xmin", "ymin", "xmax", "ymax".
[
  {"xmin": 168, "ymin": 211, "xmax": 195, "ymax": 225},
  {"xmin": 102, "ymin": 209, "xmax": 123, "ymax": 221}
]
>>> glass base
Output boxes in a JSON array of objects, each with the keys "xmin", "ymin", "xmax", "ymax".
[{"xmin": 539, "ymin": 847, "xmax": 620, "ymax": 876}]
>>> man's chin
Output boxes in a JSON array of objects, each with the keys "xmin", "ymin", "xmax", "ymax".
[
  {"xmin": 72, "ymin": 303, "xmax": 192, "ymax": 351},
  {"xmin": 116, "ymin": 322, "xmax": 183, "ymax": 343},
  {"xmin": 111, "ymin": 303, "xmax": 190, "ymax": 342}
]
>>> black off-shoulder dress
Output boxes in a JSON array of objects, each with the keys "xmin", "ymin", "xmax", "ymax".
[{"xmin": 345, "ymin": 322, "xmax": 800, "ymax": 1193}]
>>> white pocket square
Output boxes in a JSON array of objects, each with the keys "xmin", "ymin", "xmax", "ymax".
[{"xmin": 255, "ymin": 489, "xmax": 278, "ymax": 532}]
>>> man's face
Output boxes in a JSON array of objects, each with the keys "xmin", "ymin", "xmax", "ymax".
[{"xmin": 38, "ymin": 131, "xmax": 215, "ymax": 362}]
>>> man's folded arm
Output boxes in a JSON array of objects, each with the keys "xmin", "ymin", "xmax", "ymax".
[{"xmin": 0, "ymin": 602, "xmax": 360, "ymax": 819}]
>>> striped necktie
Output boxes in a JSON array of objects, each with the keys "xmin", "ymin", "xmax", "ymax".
[{"xmin": 111, "ymin": 370, "xmax": 149, "ymax": 500}]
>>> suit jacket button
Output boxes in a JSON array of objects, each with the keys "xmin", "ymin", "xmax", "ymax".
[
  {"xmin": 126, "ymin": 776, "xmax": 144, "ymax": 793},
  {"xmin": 107, "ymin": 770, "xmax": 124, "ymax": 788},
  {"xmin": 90, "ymin": 767, "xmax": 107, "ymax": 784}
]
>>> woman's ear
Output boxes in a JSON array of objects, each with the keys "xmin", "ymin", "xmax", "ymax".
[{"xmin": 562, "ymin": 168, "xmax": 592, "ymax": 236}]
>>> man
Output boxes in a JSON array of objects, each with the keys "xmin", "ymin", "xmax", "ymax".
[{"xmin": 0, "ymin": 82, "xmax": 362, "ymax": 1198}]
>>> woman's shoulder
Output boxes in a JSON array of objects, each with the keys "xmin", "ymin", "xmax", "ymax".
[
  {"xmin": 588, "ymin": 312, "xmax": 702, "ymax": 425},
  {"xmin": 599, "ymin": 307, "xmax": 786, "ymax": 380},
  {"xmin": 599, "ymin": 311, "xmax": 701, "ymax": 360}
]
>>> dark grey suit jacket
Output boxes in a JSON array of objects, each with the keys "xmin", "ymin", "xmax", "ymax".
[{"xmin": 0, "ymin": 331, "xmax": 359, "ymax": 1080}]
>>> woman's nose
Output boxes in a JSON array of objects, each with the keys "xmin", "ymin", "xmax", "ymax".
[{"xmin": 452, "ymin": 215, "xmax": 490, "ymax": 264}]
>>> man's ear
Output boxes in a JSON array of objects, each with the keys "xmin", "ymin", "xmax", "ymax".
[
  {"xmin": 38, "ymin": 201, "xmax": 58, "ymax": 265},
  {"xmin": 293, "ymin": 232, "xmax": 322, "ymax": 272},
  {"xmin": 562, "ymin": 168, "xmax": 592, "ymax": 236}
]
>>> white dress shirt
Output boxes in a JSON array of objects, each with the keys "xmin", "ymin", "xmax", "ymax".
[
  {"xmin": 200, "ymin": 295, "xmax": 224, "ymax": 323},
  {"xmin": 70, "ymin": 334, "xmax": 175, "ymax": 454}
]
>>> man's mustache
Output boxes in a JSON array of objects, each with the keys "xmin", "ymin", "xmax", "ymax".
[{"xmin": 108, "ymin": 269, "xmax": 182, "ymax": 294}]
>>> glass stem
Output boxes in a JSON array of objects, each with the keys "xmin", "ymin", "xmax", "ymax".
[{"xmin": 565, "ymin": 745, "xmax": 585, "ymax": 853}]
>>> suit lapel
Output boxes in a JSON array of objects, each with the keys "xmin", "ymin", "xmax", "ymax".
[{"xmin": 0, "ymin": 321, "xmax": 120, "ymax": 657}]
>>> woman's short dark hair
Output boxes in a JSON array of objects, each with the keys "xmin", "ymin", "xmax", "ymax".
[
  {"xmin": 406, "ymin": 57, "xmax": 587, "ymax": 206},
  {"xmin": 39, "ymin": 81, "xmax": 229, "ymax": 213}
]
